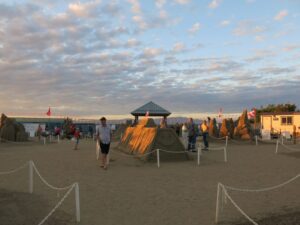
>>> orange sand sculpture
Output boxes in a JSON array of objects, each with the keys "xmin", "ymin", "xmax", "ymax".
[
  {"xmin": 118, "ymin": 118, "xmax": 188, "ymax": 160},
  {"xmin": 234, "ymin": 110, "xmax": 252, "ymax": 140}
]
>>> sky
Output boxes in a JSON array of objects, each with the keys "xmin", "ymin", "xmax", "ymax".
[{"xmin": 0, "ymin": 0, "xmax": 300, "ymax": 119}]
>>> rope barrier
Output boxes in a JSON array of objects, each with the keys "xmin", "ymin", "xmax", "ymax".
[
  {"xmin": 37, "ymin": 184, "xmax": 76, "ymax": 225},
  {"xmin": 32, "ymin": 162, "xmax": 74, "ymax": 191},
  {"xmin": 0, "ymin": 161, "xmax": 29, "ymax": 175},
  {"xmin": 223, "ymin": 173, "xmax": 300, "ymax": 192},
  {"xmin": 222, "ymin": 186, "xmax": 258, "ymax": 225},
  {"xmin": 280, "ymin": 143, "xmax": 300, "ymax": 152},
  {"xmin": 216, "ymin": 173, "xmax": 300, "ymax": 224}
]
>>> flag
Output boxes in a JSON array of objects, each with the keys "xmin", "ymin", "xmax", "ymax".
[
  {"xmin": 248, "ymin": 108, "xmax": 256, "ymax": 119},
  {"xmin": 46, "ymin": 107, "xmax": 51, "ymax": 116},
  {"xmin": 218, "ymin": 108, "xmax": 223, "ymax": 118},
  {"xmin": 145, "ymin": 111, "xmax": 149, "ymax": 117}
]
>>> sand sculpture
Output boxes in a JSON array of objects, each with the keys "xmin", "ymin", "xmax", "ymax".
[
  {"xmin": 209, "ymin": 118, "xmax": 218, "ymax": 137},
  {"xmin": 219, "ymin": 119, "xmax": 229, "ymax": 138},
  {"xmin": 118, "ymin": 118, "xmax": 188, "ymax": 161},
  {"xmin": 113, "ymin": 124, "xmax": 129, "ymax": 141},
  {"xmin": 234, "ymin": 110, "xmax": 252, "ymax": 140},
  {"xmin": 0, "ymin": 114, "xmax": 28, "ymax": 142}
]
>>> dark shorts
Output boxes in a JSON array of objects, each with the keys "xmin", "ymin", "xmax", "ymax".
[{"xmin": 100, "ymin": 142, "xmax": 110, "ymax": 154}]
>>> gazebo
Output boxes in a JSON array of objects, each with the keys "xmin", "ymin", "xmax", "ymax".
[{"xmin": 131, "ymin": 101, "xmax": 171, "ymax": 123}]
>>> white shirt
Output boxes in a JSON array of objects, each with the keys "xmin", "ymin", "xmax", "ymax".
[{"xmin": 98, "ymin": 125, "xmax": 111, "ymax": 144}]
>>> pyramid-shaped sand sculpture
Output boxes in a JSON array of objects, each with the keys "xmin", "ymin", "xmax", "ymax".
[
  {"xmin": 118, "ymin": 118, "xmax": 188, "ymax": 161},
  {"xmin": 0, "ymin": 113, "xmax": 28, "ymax": 142}
]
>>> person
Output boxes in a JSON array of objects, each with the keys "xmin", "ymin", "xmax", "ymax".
[
  {"xmin": 160, "ymin": 117, "xmax": 167, "ymax": 128},
  {"xmin": 181, "ymin": 123, "xmax": 188, "ymax": 149},
  {"xmin": 97, "ymin": 117, "xmax": 112, "ymax": 170},
  {"xmin": 175, "ymin": 123, "xmax": 180, "ymax": 136},
  {"xmin": 201, "ymin": 120, "xmax": 209, "ymax": 150},
  {"xmin": 73, "ymin": 128, "xmax": 80, "ymax": 150},
  {"xmin": 187, "ymin": 118, "xmax": 196, "ymax": 151},
  {"xmin": 37, "ymin": 124, "xmax": 42, "ymax": 141}
]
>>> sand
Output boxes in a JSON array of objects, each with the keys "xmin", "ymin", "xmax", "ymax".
[{"xmin": 0, "ymin": 138, "xmax": 299, "ymax": 225}]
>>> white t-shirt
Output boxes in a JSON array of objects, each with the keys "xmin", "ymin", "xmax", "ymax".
[{"xmin": 97, "ymin": 125, "xmax": 111, "ymax": 144}]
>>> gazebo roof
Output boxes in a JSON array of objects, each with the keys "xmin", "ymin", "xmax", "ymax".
[{"xmin": 131, "ymin": 101, "xmax": 171, "ymax": 117}]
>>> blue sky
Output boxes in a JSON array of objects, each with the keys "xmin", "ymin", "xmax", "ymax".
[{"xmin": 0, "ymin": 0, "xmax": 299, "ymax": 118}]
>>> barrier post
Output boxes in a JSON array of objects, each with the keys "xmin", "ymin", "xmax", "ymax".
[
  {"xmin": 225, "ymin": 136, "xmax": 228, "ymax": 148},
  {"xmin": 275, "ymin": 139, "xmax": 279, "ymax": 154},
  {"xmin": 281, "ymin": 135, "xmax": 284, "ymax": 145},
  {"xmin": 50, "ymin": 135, "xmax": 52, "ymax": 143},
  {"xmin": 58, "ymin": 135, "xmax": 60, "ymax": 143},
  {"xmin": 224, "ymin": 147, "xmax": 227, "ymax": 162},
  {"xmin": 29, "ymin": 161, "xmax": 33, "ymax": 194},
  {"xmin": 215, "ymin": 183, "xmax": 221, "ymax": 223},
  {"xmin": 255, "ymin": 135, "xmax": 258, "ymax": 146},
  {"xmin": 75, "ymin": 183, "xmax": 81, "ymax": 222},
  {"xmin": 43, "ymin": 137, "xmax": 46, "ymax": 145},
  {"xmin": 197, "ymin": 146, "xmax": 201, "ymax": 166},
  {"xmin": 157, "ymin": 149, "xmax": 160, "ymax": 168},
  {"xmin": 120, "ymin": 132, "xmax": 123, "ymax": 141}
]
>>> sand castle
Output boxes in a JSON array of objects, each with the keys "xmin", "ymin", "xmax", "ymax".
[
  {"xmin": 118, "ymin": 118, "xmax": 188, "ymax": 161},
  {"xmin": 0, "ymin": 113, "xmax": 28, "ymax": 142}
]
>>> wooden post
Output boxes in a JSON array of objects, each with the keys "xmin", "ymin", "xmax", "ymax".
[{"xmin": 75, "ymin": 183, "xmax": 81, "ymax": 222}]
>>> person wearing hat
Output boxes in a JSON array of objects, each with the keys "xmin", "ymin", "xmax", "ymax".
[{"xmin": 96, "ymin": 117, "xmax": 112, "ymax": 170}]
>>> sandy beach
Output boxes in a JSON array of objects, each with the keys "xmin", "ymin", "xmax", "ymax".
[{"xmin": 0, "ymin": 138, "xmax": 299, "ymax": 225}]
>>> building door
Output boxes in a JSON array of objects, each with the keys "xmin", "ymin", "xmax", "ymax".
[{"xmin": 263, "ymin": 116, "xmax": 272, "ymax": 131}]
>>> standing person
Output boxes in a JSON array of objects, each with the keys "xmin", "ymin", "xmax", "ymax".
[
  {"xmin": 37, "ymin": 124, "xmax": 42, "ymax": 141},
  {"xmin": 201, "ymin": 120, "xmax": 209, "ymax": 150},
  {"xmin": 97, "ymin": 117, "xmax": 112, "ymax": 170},
  {"xmin": 73, "ymin": 128, "xmax": 80, "ymax": 150},
  {"xmin": 181, "ymin": 123, "xmax": 188, "ymax": 150},
  {"xmin": 187, "ymin": 118, "xmax": 196, "ymax": 151}
]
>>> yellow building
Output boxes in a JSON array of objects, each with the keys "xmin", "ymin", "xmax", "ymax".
[{"xmin": 260, "ymin": 112, "xmax": 300, "ymax": 136}]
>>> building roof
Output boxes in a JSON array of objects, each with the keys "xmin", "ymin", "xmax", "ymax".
[
  {"xmin": 131, "ymin": 101, "xmax": 171, "ymax": 117},
  {"xmin": 260, "ymin": 112, "xmax": 300, "ymax": 116}
]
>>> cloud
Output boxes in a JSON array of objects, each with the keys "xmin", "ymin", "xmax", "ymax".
[
  {"xmin": 220, "ymin": 20, "xmax": 230, "ymax": 26},
  {"xmin": 174, "ymin": 0, "xmax": 191, "ymax": 4},
  {"xmin": 68, "ymin": 0, "xmax": 101, "ymax": 17},
  {"xmin": 233, "ymin": 20, "xmax": 266, "ymax": 36},
  {"xmin": 274, "ymin": 9, "xmax": 288, "ymax": 21},
  {"xmin": 172, "ymin": 42, "xmax": 186, "ymax": 52},
  {"xmin": 188, "ymin": 22, "xmax": 201, "ymax": 33},
  {"xmin": 208, "ymin": 0, "xmax": 222, "ymax": 9},
  {"xmin": 128, "ymin": 0, "xmax": 142, "ymax": 14},
  {"xmin": 155, "ymin": 0, "xmax": 166, "ymax": 8}
]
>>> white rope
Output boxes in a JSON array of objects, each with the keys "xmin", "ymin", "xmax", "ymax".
[
  {"xmin": 159, "ymin": 149, "xmax": 189, "ymax": 154},
  {"xmin": 0, "ymin": 161, "xmax": 29, "ymax": 175},
  {"xmin": 32, "ymin": 162, "xmax": 74, "ymax": 191},
  {"xmin": 221, "ymin": 186, "xmax": 258, "ymax": 225},
  {"xmin": 280, "ymin": 143, "xmax": 300, "ymax": 152},
  {"xmin": 223, "ymin": 173, "xmax": 300, "ymax": 192},
  {"xmin": 209, "ymin": 136, "xmax": 227, "ymax": 140},
  {"xmin": 199, "ymin": 144, "xmax": 225, "ymax": 151},
  {"xmin": 37, "ymin": 184, "xmax": 75, "ymax": 225}
]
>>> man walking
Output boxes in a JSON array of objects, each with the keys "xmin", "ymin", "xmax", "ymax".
[{"xmin": 97, "ymin": 117, "xmax": 112, "ymax": 170}]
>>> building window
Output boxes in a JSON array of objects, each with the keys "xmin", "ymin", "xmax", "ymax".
[{"xmin": 281, "ymin": 116, "xmax": 293, "ymax": 125}]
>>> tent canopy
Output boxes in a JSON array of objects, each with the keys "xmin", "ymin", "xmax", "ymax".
[{"xmin": 131, "ymin": 101, "xmax": 171, "ymax": 117}]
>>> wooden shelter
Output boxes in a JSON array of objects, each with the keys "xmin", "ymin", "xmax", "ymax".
[{"xmin": 131, "ymin": 101, "xmax": 171, "ymax": 124}]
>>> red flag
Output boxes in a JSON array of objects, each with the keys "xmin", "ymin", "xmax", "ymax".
[
  {"xmin": 46, "ymin": 107, "xmax": 51, "ymax": 116},
  {"xmin": 248, "ymin": 108, "xmax": 256, "ymax": 119}
]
